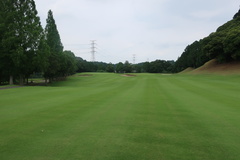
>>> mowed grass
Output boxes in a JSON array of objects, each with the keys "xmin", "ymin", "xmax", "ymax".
[{"xmin": 0, "ymin": 73, "xmax": 240, "ymax": 160}]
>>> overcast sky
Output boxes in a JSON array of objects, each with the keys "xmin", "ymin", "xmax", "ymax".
[{"xmin": 34, "ymin": 0, "xmax": 238, "ymax": 63}]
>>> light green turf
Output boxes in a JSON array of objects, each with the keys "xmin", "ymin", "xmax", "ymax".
[{"xmin": 0, "ymin": 73, "xmax": 240, "ymax": 160}]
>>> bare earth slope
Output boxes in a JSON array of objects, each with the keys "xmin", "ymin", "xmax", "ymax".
[
  {"xmin": 186, "ymin": 59, "xmax": 240, "ymax": 75},
  {"xmin": 179, "ymin": 67, "xmax": 195, "ymax": 74}
]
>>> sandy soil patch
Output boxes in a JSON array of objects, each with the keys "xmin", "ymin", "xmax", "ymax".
[
  {"xmin": 79, "ymin": 74, "xmax": 93, "ymax": 77},
  {"xmin": 180, "ymin": 67, "xmax": 195, "ymax": 74},
  {"xmin": 121, "ymin": 74, "xmax": 137, "ymax": 77},
  {"xmin": 161, "ymin": 74, "xmax": 173, "ymax": 75}
]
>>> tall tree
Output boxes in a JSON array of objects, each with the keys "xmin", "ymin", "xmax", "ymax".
[
  {"xmin": 33, "ymin": 34, "xmax": 50, "ymax": 83},
  {"xmin": 18, "ymin": 0, "xmax": 43, "ymax": 84},
  {"xmin": 0, "ymin": 0, "xmax": 18, "ymax": 84},
  {"xmin": 0, "ymin": 1, "xmax": 7, "ymax": 83},
  {"xmin": 0, "ymin": 0, "xmax": 42, "ymax": 84},
  {"xmin": 44, "ymin": 10, "xmax": 64, "ymax": 82}
]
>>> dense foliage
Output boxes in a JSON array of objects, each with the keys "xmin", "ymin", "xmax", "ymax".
[
  {"xmin": 0, "ymin": 1, "xmax": 77, "ymax": 84},
  {"xmin": 0, "ymin": 0, "xmax": 43, "ymax": 84},
  {"xmin": 174, "ymin": 9, "xmax": 240, "ymax": 72},
  {"xmin": 134, "ymin": 60, "xmax": 174, "ymax": 73},
  {"xmin": 74, "ymin": 59, "xmax": 175, "ymax": 74}
]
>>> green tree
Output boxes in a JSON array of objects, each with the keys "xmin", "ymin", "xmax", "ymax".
[
  {"xmin": 76, "ymin": 57, "xmax": 87, "ymax": 72},
  {"xmin": 0, "ymin": 1, "xmax": 7, "ymax": 83},
  {"xmin": 44, "ymin": 10, "xmax": 64, "ymax": 82},
  {"xmin": 0, "ymin": 0, "xmax": 19, "ymax": 84},
  {"xmin": 106, "ymin": 63, "xmax": 115, "ymax": 72},
  {"xmin": 33, "ymin": 34, "xmax": 50, "ymax": 83},
  {"xmin": 0, "ymin": 0, "xmax": 42, "ymax": 84},
  {"xmin": 124, "ymin": 61, "xmax": 132, "ymax": 73},
  {"xmin": 116, "ymin": 62, "xmax": 124, "ymax": 73},
  {"xmin": 59, "ymin": 51, "xmax": 77, "ymax": 77},
  {"xmin": 19, "ymin": 0, "xmax": 43, "ymax": 84},
  {"xmin": 223, "ymin": 28, "xmax": 240, "ymax": 60},
  {"xmin": 203, "ymin": 32, "xmax": 225, "ymax": 61},
  {"xmin": 233, "ymin": 9, "xmax": 240, "ymax": 19}
]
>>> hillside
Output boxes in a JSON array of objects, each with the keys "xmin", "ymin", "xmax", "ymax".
[
  {"xmin": 174, "ymin": 9, "xmax": 240, "ymax": 73},
  {"xmin": 179, "ymin": 67, "xmax": 195, "ymax": 74},
  {"xmin": 183, "ymin": 59, "xmax": 240, "ymax": 75}
]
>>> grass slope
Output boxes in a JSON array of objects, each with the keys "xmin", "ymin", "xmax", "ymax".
[
  {"xmin": 186, "ymin": 59, "xmax": 240, "ymax": 75},
  {"xmin": 0, "ymin": 73, "xmax": 240, "ymax": 160}
]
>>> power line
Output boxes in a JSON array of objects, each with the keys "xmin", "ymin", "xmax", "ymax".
[
  {"xmin": 97, "ymin": 46, "xmax": 128, "ymax": 63},
  {"xmin": 64, "ymin": 43, "xmax": 89, "ymax": 46}
]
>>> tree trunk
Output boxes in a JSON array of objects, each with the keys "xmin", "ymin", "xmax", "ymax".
[
  {"xmin": 19, "ymin": 75, "xmax": 24, "ymax": 85},
  {"xmin": 9, "ymin": 75, "xmax": 13, "ymax": 85},
  {"xmin": 49, "ymin": 78, "xmax": 52, "ymax": 83}
]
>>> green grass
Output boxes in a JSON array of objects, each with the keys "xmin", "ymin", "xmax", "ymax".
[{"xmin": 0, "ymin": 73, "xmax": 240, "ymax": 160}]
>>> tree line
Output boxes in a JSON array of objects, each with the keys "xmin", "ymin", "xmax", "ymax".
[
  {"xmin": 0, "ymin": 0, "xmax": 176, "ymax": 85},
  {"xmin": 0, "ymin": 0, "xmax": 77, "ymax": 84},
  {"xmin": 173, "ymin": 9, "xmax": 240, "ymax": 72},
  {"xmin": 1, "ymin": 2, "xmax": 240, "ymax": 84},
  {"xmin": 75, "ymin": 60, "xmax": 175, "ymax": 73}
]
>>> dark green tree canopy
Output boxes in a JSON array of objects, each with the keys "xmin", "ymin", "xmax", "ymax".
[
  {"xmin": 45, "ymin": 10, "xmax": 63, "ymax": 54},
  {"xmin": 0, "ymin": 1, "xmax": 78, "ymax": 84},
  {"xmin": 44, "ymin": 10, "xmax": 64, "ymax": 81},
  {"xmin": 0, "ymin": 0, "xmax": 43, "ymax": 84},
  {"xmin": 233, "ymin": 9, "xmax": 240, "ymax": 19}
]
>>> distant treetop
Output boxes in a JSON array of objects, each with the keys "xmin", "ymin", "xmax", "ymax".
[{"xmin": 233, "ymin": 9, "xmax": 240, "ymax": 19}]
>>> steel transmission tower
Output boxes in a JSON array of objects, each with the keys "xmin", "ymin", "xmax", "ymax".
[
  {"xmin": 90, "ymin": 40, "xmax": 96, "ymax": 62},
  {"xmin": 133, "ymin": 54, "xmax": 136, "ymax": 64}
]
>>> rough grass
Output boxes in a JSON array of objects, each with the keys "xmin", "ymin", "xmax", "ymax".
[{"xmin": 0, "ymin": 73, "xmax": 240, "ymax": 160}]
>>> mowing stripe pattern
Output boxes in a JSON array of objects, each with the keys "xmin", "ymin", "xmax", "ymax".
[{"xmin": 0, "ymin": 73, "xmax": 240, "ymax": 160}]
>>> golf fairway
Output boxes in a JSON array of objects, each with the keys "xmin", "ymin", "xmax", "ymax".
[{"xmin": 0, "ymin": 73, "xmax": 239, "ymax": 160}]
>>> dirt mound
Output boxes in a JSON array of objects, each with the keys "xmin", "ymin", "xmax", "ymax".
[
  {"xmin": 121, "ymin": 74, "xmax": 136, "ymax": 77},
  {"xmin": 180, "ymin": 67, "xmax": 195, "ymax": 74},
  {"xmin": 79, "ymin": 74, "xmax": 93, "ymax": 77},
  {"xmin": 193, "ymin": 59, "xmax": 218, "ymax": 72},
  {"xmin": 191, "ymin": 59, "xmax": 240, "ymax": 75}
]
